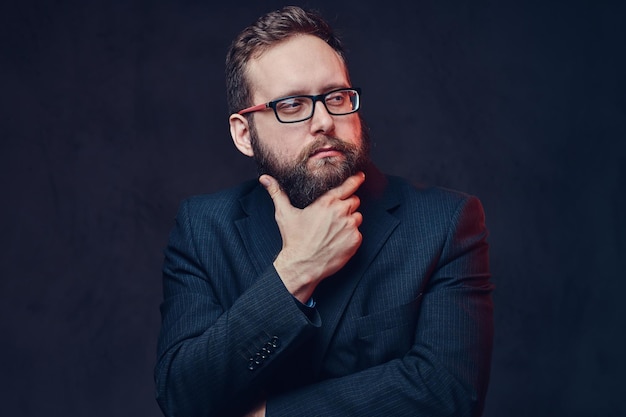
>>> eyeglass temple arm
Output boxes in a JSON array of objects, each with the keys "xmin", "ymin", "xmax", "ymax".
[{"xmin": 238, "ymin": 103, "xmax": 269, "ymax": 115}]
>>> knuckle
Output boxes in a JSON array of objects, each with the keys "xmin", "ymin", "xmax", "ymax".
[{"xmin": 350, "ymin": 230, "xmax": 363, "ymax": 248}]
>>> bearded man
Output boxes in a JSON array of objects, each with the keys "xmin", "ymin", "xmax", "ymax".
[{"xmin": 155, "ymin": 6, "xmax": 494, "ymax": 417}]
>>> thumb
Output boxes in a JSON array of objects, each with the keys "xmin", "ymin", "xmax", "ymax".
[{"xmin": 259, "ymin": 174, "xmax": 292, "ymax": 209}]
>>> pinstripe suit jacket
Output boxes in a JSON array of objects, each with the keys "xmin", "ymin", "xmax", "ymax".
[{"xmin": 155, "ymin": 165, "xmax": 494, "ymax": 416}]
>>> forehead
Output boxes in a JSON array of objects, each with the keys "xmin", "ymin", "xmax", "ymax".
[{"xmin": 246, "ymin": 34, "xmax": 350, "ymax": 101}]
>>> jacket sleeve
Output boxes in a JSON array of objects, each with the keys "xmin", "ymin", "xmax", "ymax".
[
  {"xmin": 154, "ymin": 199, "xmax": 321, "ymax": 417},
  {"xmin": 265, "ymin": 195, "xmax": 494, "ymax": 417}
]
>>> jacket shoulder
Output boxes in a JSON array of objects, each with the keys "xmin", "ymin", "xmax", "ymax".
[
  {"xmin": 179, "ymin": 179, "xmax": 258, "ymax": 218},
  {"xmin": 387, "ymin": 175, "xmax": 476, "ymax": 207}
]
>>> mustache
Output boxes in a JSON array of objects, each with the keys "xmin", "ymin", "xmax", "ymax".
[{"xmin": 296, "ymin": 136, "xmax": 359, "ymax": 164}]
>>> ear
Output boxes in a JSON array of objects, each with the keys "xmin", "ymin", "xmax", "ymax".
[{"xmin": 229, "ymin": 113, "xmax": 254, "ymax": 157}]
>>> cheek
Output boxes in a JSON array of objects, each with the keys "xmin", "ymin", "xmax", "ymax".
[
  {"xmin": 266, "ymin": 138, "xmax": 304, "ymax": 161},
  {"xmin": 255, "ymin": 125, "xmax": 306, "ymax": 161},
  {"xmin": 337, "ymin": 117, "xmax": 363, "ymax": 145}
]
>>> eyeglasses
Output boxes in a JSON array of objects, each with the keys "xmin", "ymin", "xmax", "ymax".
[{"xmin": 237, "ymin": 88, "xmax": 361, "ymax": 123}]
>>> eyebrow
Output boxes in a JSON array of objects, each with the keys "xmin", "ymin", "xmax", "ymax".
[{"xmin": 271, "ymin": 84, "xmax": 351, "ymax": 100}]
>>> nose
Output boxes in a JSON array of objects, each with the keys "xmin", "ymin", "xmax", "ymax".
[{"xmin": 309, "ymin": 100, "xmax": 335, "ymax": 135}]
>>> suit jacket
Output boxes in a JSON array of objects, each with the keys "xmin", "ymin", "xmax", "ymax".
[{"xmin": 155, "ymin": 166, "xmax": 494, "ymax": 417}]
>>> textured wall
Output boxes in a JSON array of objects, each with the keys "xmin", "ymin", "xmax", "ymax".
[{"xmin": 1, "ymin": 1, "xmax": 624, "ymax": 416}]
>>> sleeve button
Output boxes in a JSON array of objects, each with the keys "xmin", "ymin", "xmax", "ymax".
[{"xmin": 270, "ymin": 336, "xmax": 280, "ymax": 348}]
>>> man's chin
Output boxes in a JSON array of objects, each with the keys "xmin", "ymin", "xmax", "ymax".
[
  {"xmin": 309, "ymin": 157, "xmax": 352, "ymax": 182},
  {"xmin": 307, "ymin": 154, "xmax": 345, "ymax": 170},
  {"xmin": 275, "ymin": 164, "xmax": 351, "ymax": 209}
]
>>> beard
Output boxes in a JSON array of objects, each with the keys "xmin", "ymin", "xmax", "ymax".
[{"xmin": 250, "ymin": 118, "xmax": 371, "ymax": 209}]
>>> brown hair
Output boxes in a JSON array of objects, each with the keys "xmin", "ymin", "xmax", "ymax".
[{"xmin": 225, "ymin": 6, "xmax": 347, "ymax": 115}]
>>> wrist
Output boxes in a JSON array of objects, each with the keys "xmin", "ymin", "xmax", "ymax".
[{"xmin": 273, "ymin": 254, "xmax": 319, "ymax": 303}]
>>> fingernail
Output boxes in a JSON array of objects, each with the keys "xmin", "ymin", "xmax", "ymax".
[{"xmin": 259, "ymin": 176, "xmax": 270, "ymax": 187}]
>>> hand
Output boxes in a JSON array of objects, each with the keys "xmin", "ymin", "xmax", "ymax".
[{"xmin": 260, "ymin": 172, "xmax": 365, "ymax": 303}]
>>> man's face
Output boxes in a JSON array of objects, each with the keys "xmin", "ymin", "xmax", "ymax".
[{"xmin": 243, "ymin": 35, "xmax": 370, "ymax": 208}]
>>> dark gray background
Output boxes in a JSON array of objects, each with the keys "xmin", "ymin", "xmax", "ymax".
[{"xmin": 1, "ymin": 0, "xmax": 624, "ymax": 416}]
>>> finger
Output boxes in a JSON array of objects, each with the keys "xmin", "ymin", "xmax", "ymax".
[
  {"xmin": 352, "ymin": 211, "xmax": 363, "ymax": 228},
  {"xmin": 333, "ymin": 171, "xmax": 365, "ymax": 200},
  {"xmin": 344, "ymin": 194, "xmax": 361, "ymax": 214},
  {"xmin": 259, "ymin": 174, "xmax": 293, "ymax": 211}
]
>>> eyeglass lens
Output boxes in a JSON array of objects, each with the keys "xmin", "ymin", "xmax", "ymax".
[{"xmin": 274, "ymin": 89, "xmax": 359, "ymax": 123}]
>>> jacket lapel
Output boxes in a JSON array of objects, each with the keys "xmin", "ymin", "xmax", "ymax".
[{"xmin": 235, "ymin": 184, "xmax": 282, "ymax": 276}]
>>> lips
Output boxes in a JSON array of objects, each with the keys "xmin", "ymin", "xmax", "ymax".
[{"xmin": 310, "ymin": 146, "xmax": 344, "ymax": 158}]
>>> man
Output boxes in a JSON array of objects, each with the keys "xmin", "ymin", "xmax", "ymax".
[{"xmin": 155, "ymin": 6, "xmax": 494, "ymax": 417}]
